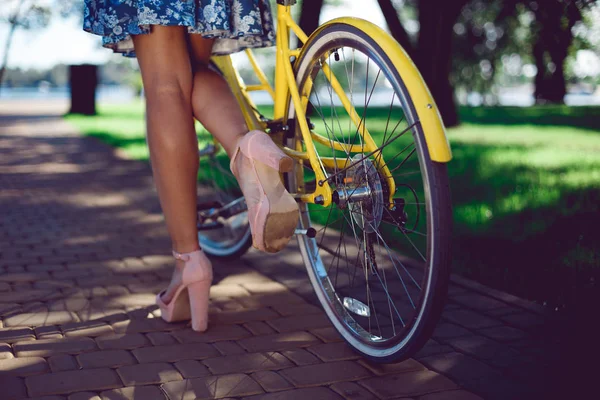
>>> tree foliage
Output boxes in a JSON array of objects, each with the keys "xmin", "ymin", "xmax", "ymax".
[{"xmin": 0, "ymin": 0, "xmax": 53, "ymax": 90}]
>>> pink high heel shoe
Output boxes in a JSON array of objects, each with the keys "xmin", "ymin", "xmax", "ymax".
[
  {"xmin": 230, "ymin": 130, "xmax": 299, "ymax": 253},
  {"xmin": 156, "ymin": 249, "xmax": 213, "ymax": 332}
]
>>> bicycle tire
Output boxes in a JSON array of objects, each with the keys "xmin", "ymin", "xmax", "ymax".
[{"xmin": 285, "ymin": 22, "xmax": 452, "ymax": 363}]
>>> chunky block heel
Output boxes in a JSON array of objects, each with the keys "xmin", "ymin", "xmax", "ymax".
[
  {"xmin": 187, "ymin": 280, "xmax": 211, "ymax": 332},
  {"xmin": 156, "ymin": 249, "xmax": 213, "ymax": 332}
]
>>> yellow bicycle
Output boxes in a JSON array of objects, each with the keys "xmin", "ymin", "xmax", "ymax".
[{"xmin": 196, "ymin": 0, "xmax": 453, "ymax": 363}]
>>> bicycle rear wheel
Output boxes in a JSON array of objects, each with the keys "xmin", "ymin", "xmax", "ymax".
[
  {"xmin": 196, "ymin": 142, "xmax": 252, "ymax": 260},
  {"xmin": 286, "ymin": 23, "xmax": 452, "ymax": 362}
]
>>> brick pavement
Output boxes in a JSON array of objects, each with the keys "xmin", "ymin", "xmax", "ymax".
[{"xmin": 0, "ymin": 103, "xmax": 571, "ymax": 399}]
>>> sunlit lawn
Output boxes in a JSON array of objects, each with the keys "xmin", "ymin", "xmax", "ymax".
[{"xmin": 66, "ymin": 103, "xmax": 600, "ymax": 309}]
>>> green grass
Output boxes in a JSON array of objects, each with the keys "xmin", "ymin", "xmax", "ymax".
[{"xmin": 66, "ymin": 103, "xmax": 600, "ymax": 309}]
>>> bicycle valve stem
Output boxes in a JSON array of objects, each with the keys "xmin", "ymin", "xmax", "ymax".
[{"xmin": 295, "ymin": 228, "xmax": 317, "ymax": 238}]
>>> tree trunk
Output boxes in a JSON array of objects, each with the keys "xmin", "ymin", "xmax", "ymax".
[
  {"xmin": 532, "ymin": 34, "xmax": 547, "ymax": 103},
  {"xmin": 69, "ymin": 64, "xmax": 98, "ymax": 115},
  {"xmin": 376, "ymin": 0, "xmax": 415, "ymax": 57},
  {"xmin": 298, "ymin": 0, "xmax": 325, "ymax": 36},
  {"xmin": 0, "ymin": 22, "xmax": 18, "ymax": 93},
  {"xmin": 417, "ymin": 0, "xmax": 467, "ymax": 127},
  {"xmin": 531, "ymin": 1, "xmax": 578, "ymax": 104}
]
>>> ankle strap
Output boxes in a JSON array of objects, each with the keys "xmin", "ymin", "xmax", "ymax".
[{"xmin": 172, "ymin": 250, "xmax": 197, "ymax": 261}]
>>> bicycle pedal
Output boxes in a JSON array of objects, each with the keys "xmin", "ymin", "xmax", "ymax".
[{"xmin": 294, "ymin": 228, "xmax": 316, "ymax": 238}]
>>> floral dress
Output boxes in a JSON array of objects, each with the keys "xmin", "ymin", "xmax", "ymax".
[{"xmin": 83, "ymin": 0, "xmax": 275, "ymax": 57}]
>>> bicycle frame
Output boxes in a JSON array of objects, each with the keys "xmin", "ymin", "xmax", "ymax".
[{"xmin": 211, "ymin": 4, "xmax": 452, "ymax": 208}]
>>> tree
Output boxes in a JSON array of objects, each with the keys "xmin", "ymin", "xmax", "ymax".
[
  {"xmin": 0, "ymin": 0, "xmax": 51, "ymax": 92},
  {"xmin": 527, "ymin": 0, "xmax": 584, "ymax": 103},
  {"xmin": 299, "ymin": 0, "xmax": 326, "ymax": 36}
]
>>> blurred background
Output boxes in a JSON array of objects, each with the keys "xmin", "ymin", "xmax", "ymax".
[{"xmin": 1, "ymin": 0, "xmax": 599, "ymax": 315}]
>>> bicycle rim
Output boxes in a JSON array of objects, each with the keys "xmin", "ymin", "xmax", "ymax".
[
  {"xmin": 286, "ymin": 24, "xmax": 452, "ymax": 362},
  {"xmin": 197, "ymin": 149, "xmax": 252, "ymax": 259}
]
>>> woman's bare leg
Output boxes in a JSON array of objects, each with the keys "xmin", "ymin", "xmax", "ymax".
[
  {"xmin": 133, "ymin": 26, "xmax": 198, "ymax": 303},
  {"xmin": 188, "ymin": 36, "xmax": 248, "ymax": 157}
]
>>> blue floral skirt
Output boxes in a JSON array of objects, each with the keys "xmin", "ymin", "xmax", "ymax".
[{"xmin": 83, "ymin": 0, "xmax": 275, "ymax": 57}]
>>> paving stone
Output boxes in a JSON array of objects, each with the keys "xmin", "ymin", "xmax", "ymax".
[
  {"xmin": 146, "ymin": 332, "xmax": 177, "ymax": 346},
  {"xmin": 478, "ymin": 325, "xmax": 528, "ymax": 342},
  {"xmin": 0, "ymin": 289, "xmax": 55, "ymax": 303},
  {"xmin": 211, "ymin": 308, "xmax": 279, "ymax": 325},
  {"xmin": 77, "ymin": 350, "xmax": 137, "ymax": 368},
  {"xmin": 25, "ymin": 368, "xmax": 122, "ymax": 397},
  {"xmin": 242, "ymin": 387, "xmax": 343, "ymax": 400},
  {"xmin": 310, "ymin": 327, "xmax": 343, "ymax": 343},
  {"xmin": 0, "ymin": 356, "xmax": 49, "ymax": 376},
  {"xmin": 68, "ymin": 392, "xmax": 100, "ymax": 400},
  {"xmin": 14, "ymin": 337, "xmax": 97, "ymax": 357},
  {"xmin": 117, "ymin": 362, "xmax": 182, "ymax": 386},
  {"xmin": 35, "ymin": 325, "xmax": 63, "ymax": 339},
  {"xmin": 267, "ymin": 314, "xmax": 331, "ymax": 333},
  {"xmin": 269, "ymin": 302, "xmax": 323, "ymax": 317},
  {"xmin": 3, "ymin": 311, "xmax": 79, "ymax": 327},
  {"xmin": 500, "ymin": 312, "xmax": 546, "ymax": 331},
  {"xmin": 0, "ymin": 327, "xmax": 35, "ymax": 343},
  {"xmin": 0, "ymin": 375, "xmax": 27, "ymax": 399},
  {"xmin": 450, "ymin": 294, "xmax": 508, "ymax": 311},
  {"xmin": 28, "ymin": 396, "xmax": 66, "ymax": 400},
  {"xmin": 443, "ymin": 309, "xmax": 502, "ymax": 329},
  {"xmin": 485, "ymin": 307, "xmax": 521, "ymax": 317},
  {"xmin": 307, "ymin": 342, "xmax": 364, "ymax": 362},
  {"xmin": 209, "ymin": 284, "xmax": 252, "ymax": 299},
  {"xmin": 111, "ymin": 318, "xmax": 185, "ymax": 334},
  {"xmin": 250, "ymin": 371, "xmax": 293, "ymax": 392},
  {"xmin": 132, "ymin": 343, "xmax": 220, "ymax": 363},
  {"xmin": 48, "ymin": 355, "xmax": 79, "ymax": 372},
  {"xmin": 0, "ymin": 303, "xmax": 21, "ymax": 317},
  {"xmin": 280, "ymin": 349, "xmax": 320, "ymax": 366},
  {"xmin": 96, "ymin": 333, "xmax": 150, "ymax": 350},
  {"xmin": 161, "ymin": 373, "xmax": 264, "ymax": 399},
  {"xmin": 28, "ymin": 264, "xmax": 67, "ymax": 273},
  {"xmin": 445, "ymin": 335, "xmax": 525, "ymax": 368},
  {"xmin": 432, "ymin": 322, "xmax": 472, "ymax": 339},
  {"xmin": 77, "ymin": 309, "xmax": 127, "ymax": 324},
  {"xmin": 420, "ymin": 390, "xmax": 484, "ymax": 400},
  {"xmin": 238, "ymin": 331, "xmax": 320, "ymax": 352},
  {"xmin": 211, "ymin": 299, "xmax": 246, "ymax": 312},
  {"xmin": 173, "ymin": 360, "xmax": 211, "ymax": 379},
  {"xmin": 62, "ymin": 321, "xmax": 114, "ymax": 338},
  {"xmin": 217, "ymin": 271, "xmax": 272, "ymax": 285},
  {"xmin": 359, "ymin": 370, "xmax": 459, "ymax": 398},
  {"xmin": 204, "ymin": 352, "xmax": 293, "ymax": 374},
  {"xmin": 213, "ymin": 340, "xmax": 246, "ymax": 355},
  {"xmin": 330, "ymin": 381, "xmax": 379, "ymax": 400},
  {"xmin": 243, "ymin": 321, "xmax": 276, "ymax": 336},
  {"xmin": 280, "ymin": 360, "xmax": 370, "ymax": 387},
  {"xmin": 463, "ymin": 374, "xmax": 534, "ymax": 400},
  {"xmin": 171, "ymin": 324, "xmax": 251, "ymax": 343},
  {"xmin": 358, "ymin": 358, "xmax": 425, "ymax": 375},
  {"xmin": 0, "ymin": 282, "xmax": 11, "ymax": 291},
  {"xmin": 237, "ymin": 292, "xmax": 306, "ymax": 309},
  {"xmin": 0, "ymin": 342, "xmax": 14, "ymax": 359},
  {"xmin": 0, "ymin": 272, "xmax": 50, "ymax": 282},
  {"xmin": 100, "ymin": 385, "xmax": 166, "ymax": 400},
  {"xmin": 414, "ymin": 339, "xmax": 455, "ymax": 358},
  {"xmin": 419, "ymin": 352, "xmax": 502, "ymax": 385},
  {"xmin": 241, "ymin": 281, "xmax": 289, "ymax": 294}
]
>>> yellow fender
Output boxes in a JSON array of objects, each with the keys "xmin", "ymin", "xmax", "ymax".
[{"xmin": 302, "ymin": 17, "xmax": 453, "ymax": 162}]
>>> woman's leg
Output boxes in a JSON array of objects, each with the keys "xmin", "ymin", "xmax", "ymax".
[
  {"xmin": 187, "ymin": 36, "xmax": 248, "ymax": 157},
  {"xmin": 133, "ymin": 26, "xmax": 198, "ymax": 302}
]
